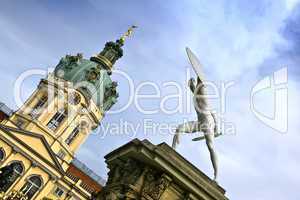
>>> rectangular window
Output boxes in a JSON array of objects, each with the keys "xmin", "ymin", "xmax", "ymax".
[
  {"xmin": 65, "ymin": 126, "xmax": 80, "ymax": 145},
  {"xmin": 47, "ymin": 109, "xmax": 67, "ymax": 131},
  {"xmin": 54, "ymin": 187, "xmax": 64, "ymax": 197},
  {"xmin": 57, "ymin": 149, "xmax": 66, "ymax": 160},
  {"xmin": 30, "ymin": 95, "xmax": 47, "ymax": 119},
  {"xmin": 16, "ymin": 119, "xmax": 25, "ymax": 128}
]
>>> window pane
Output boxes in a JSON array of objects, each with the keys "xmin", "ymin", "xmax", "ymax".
[
  {"xmin": 0, "ymin": 148, "xmax": 4, "ymax": 160},
  {"xmin": 13, "ymin": 163, "xmax": 24, "ymax": 175},
  {"xmin": 30, "ymin": 96, "xmax": 48, "ymax": 119},
  {"xmin": 65, "ymin": 126, "xmax": 80, "ymax": 145},
  {"xmin": 47, "ymin": 109, "xmax": 66, "ymax": 131},
  {"xmin": 0, "ymin": 162, "xmax": 24, "ymax": 192},
  {"xmin": 54, "ymin": 187, "xmax": 64, "ymax": 197},
  {"xmin": 57, "ymin": 150, "xmax": 66, "ymax": 160},
  {"xmin": 21, "ymin": 176, "xmax": 42, "ymax": 200}
]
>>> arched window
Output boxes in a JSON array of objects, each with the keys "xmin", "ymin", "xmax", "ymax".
[
  {"xmin": 0, "ymin": 161, "xmax": 24, "ymax": 192},
  {"xmin": 0, "ymin": 148, "xmax": 5, "ymax": 161},
  {"xmin": 47, "ymin": 108, "xmax": 67, "ymax": 131},
  {"xmin": 21, "ymin": 175, "xmax": 43, "ymax": 199}
]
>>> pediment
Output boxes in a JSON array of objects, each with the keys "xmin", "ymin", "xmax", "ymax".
[{"xmin": 0, "ymin": 124, "xmax": 63, "ymax": 173}]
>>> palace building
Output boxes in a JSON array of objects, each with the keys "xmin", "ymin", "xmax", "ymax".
[{"xmin": 0, "ymin": 29, "xmax": 130, "ymax": 199}]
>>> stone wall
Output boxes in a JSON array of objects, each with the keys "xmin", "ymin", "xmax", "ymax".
[{"xmin": 94, "ymin": 139, "xmax": 229, "ymax": 200}]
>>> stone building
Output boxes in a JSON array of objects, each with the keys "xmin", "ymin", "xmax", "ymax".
[
  {"xmin": 0, "ymin": 30, "xmax": 128, "ymax": 199},
  {"xmin": 94, "ymin": 139, "xmax": 229, "ymax": 200}
]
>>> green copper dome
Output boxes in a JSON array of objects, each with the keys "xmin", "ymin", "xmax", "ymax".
[
  {"xmin": 54, "ymin": 53, "xmax": 119, "ymax": 112},
  {"xmin": 53, "ymin": 27, "xmax": 136, "ymax": 112}
]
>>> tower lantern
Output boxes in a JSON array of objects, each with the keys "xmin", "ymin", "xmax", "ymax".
[{"xmin": 91, "ymin": 25, "xmax": 137, "ymax": 70}]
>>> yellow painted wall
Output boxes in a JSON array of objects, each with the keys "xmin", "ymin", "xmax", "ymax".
[{"xmin": 0, "ymin": 76, "xmax": 103, "ymax": 200}]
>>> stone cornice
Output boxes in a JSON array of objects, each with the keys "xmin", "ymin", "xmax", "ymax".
[{"xmin": 104, "ymin": 139, "xmax": 229, "ymax": 200}]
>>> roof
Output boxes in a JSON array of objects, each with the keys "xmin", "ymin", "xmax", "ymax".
[
  {"xmin": 71, "ymin": 157, "xmax": 106, "ymax": 186},
  {"xmin": 0, "ymin": 102, "xmax": 13, "ymax": 117},
  {"xmin": 53, "ymin": 56, "xmax": 118, "ymax": 111}
]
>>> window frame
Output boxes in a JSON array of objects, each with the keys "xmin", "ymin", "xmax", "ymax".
[
  {"xmin": 29, "ymin": 95, "xmax": 48, "ymax": 119},
  {"xmin": 54, "ymin": 186, "xmax": 65, "ymax": 197},
  {"xmin": 21, "ymin": 175, "xmax": 43, "ymax": 200},
  {"xmin": 47, "ymin": 108, "xmax": 67, "ymax": 131},
  {"xmin": 0, "ymin": 161, "xmax": 25, "ymax": 192},
  {"xmin": 57, "ymin": 149, "xmax": 66, "ymax": 160},
  {"xmin": 65, "ymin": 125, "xmax": 80, "ymax": 146}
]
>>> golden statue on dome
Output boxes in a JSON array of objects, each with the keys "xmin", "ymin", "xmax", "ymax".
[{"xmin": 119, "ymin": 25, "xmax": 138, "ymax": 44}]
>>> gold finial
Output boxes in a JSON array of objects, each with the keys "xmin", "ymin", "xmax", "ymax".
[{"xmin": 120, "ymin": 25, "xmax": 138, "ymax": 44}]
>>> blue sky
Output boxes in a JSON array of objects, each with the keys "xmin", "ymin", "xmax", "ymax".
[{"xmin": 0, "ymin": 0, "xmax": 300, "ymax": 199}]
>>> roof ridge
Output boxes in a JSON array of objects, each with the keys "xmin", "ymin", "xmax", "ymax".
[{"xmin": 72, "ymin": 157, "xmax": 106, "ymax": 185}]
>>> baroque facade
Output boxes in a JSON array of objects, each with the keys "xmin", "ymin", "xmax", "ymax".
[{"xmin": 0, "ymin": 30, "xmax": 128, "ymax": 199}]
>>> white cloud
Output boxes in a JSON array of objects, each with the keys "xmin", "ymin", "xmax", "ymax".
[
  {"xmin": 285, "ymin": 0, "xmax": 300, "ymax": 11},
  {"xmin": 0, "ymin": 1, "xmax": 299, "ymax": 199}
]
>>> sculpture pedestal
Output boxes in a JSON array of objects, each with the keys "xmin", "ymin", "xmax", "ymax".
[{"xmin": 95, "ymin": 139, "xmax": 229, "ymax": 200}]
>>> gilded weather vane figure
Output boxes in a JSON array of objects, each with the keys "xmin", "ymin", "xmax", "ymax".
[{"xmin": 119, "ymin": 25, "xmax": 138, "ymax": 44}]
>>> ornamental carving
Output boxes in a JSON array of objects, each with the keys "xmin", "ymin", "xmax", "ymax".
[
  {"xmin": 85, "ymin": 67, "xmax": 101, "ymax": 83},
  {"xmin": 94, "ymin": 158, "xmax": 171, "ymax": 200}
]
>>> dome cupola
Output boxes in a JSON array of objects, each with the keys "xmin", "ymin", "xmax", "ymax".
[{"xmin": 53, "ymin": 26, "xmax": 137, "ymax": 112}]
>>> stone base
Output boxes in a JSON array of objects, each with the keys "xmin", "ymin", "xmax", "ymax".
[{"xmin": 94, "ymin": 139, "xmax": 229, "ymax": 200}]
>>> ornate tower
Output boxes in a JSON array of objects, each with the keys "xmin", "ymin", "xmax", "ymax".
[
  {"xmin": 0, "ymin": 27, "xmax": 136, "ymax": 200},
  {"xmin": 5, "ymin": 27, "xmax": 136, "ymax": 171}
]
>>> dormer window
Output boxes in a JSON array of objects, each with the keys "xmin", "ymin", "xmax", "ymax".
[
  {"xmin": 65, "ymin": 126, "xmax": 80, "ymax": 145},
  {"xmin": 47, "ymin": 109, "xmax": 67, "ymax": 131}
]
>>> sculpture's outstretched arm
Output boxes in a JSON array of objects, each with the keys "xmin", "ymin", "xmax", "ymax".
[
  {"xmin": 172, "ymin": 121, "xmax": 201, "ymax": 149},
  {"xmin": 192, "ymin": 132, "xmax": 222, "ymax": 141}
]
